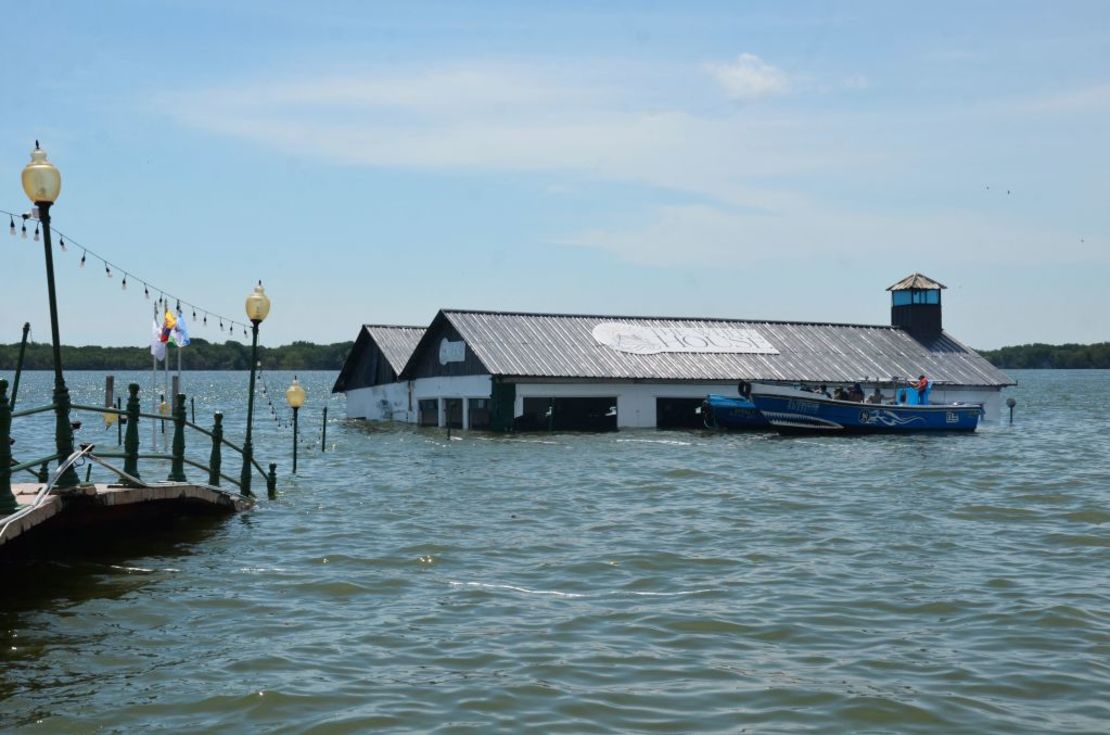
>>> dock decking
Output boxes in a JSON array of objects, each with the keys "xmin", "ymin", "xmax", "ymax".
[{"xmin": 1, "ymin": 482, "xmax": 252, "ymax": 549}]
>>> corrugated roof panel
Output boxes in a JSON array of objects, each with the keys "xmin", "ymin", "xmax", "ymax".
[
  {"xmin": 442, "ymin": 311, "xmax": 1013, "ymax": 387},
  {"xmin": 364, "ymin": 325, "xmax": 425, "ymax": 375}
]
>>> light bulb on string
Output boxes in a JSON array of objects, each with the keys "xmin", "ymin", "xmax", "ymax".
[
  {"xmin": 203, "ymin": 314, "xmax": 208, "ymax": 326},
  {"xmin": 121, "ymin": 275, "xmax": 128, "ymax": 290},
  {"xmin": 33, "ymin": 224, "xmax": 40, "ymax": 242},
  {"xmin": 58, "ymin": 235, "xmax": 66, "ymax": 252},
  {"xmin": 105, "ymin": 262, "xmax": 112, "ymax": 278},
  {"xmin": 21, "ymin": 221, "xmax": 27, "ymax": 239},
  {"xmin": 144, "ymin": 285, "xmax": 150, "ymax": 300},
  {"xmin": 8, "ymin": 216, "xmax": 14, "ymax": 236},
  {"xmin": 80, "ymin": 251, "xmax": 86, "ymax": 267}
]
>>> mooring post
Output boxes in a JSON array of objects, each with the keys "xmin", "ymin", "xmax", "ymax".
[
  {"xmin": 167, "ymin": 393, "xmax": 187, "ymax": 482},
  {"xmin": 123, "ymin": 383, "xmax": 142, "ymax": 485},
  {"xmin": 209, "ymin": 412, "xmax": 223, "ymax": 487},
  {"xmin": 116, "ymin": 397, "xmax": 123, "ymax": 446},
  {"xmin": 0, "ymin": 379, "xmax": 18, "ymax": 515},
  {"xmin": 190, "ymin": 396, "xmax": 196, "ymax": 424},
  {"xmin": 267, "ymin": 463, "xmax": 277, "ymax": 499},
  {"xmin": 10, "ymin": 322, "xmax": 30, "ymax": 411},
  {"xmin": 37, "ymin": 463, "xmax": 48, "ymax": 483},
  {"xmin": 321, "ymin": 405, "xmax": 328, "ymax": 453}
]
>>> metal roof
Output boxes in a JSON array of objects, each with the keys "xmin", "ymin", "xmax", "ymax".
[
  {"xmin": 331, "ymin": 324, "xmax": 425, "ymax": 393},
  {"xmin": 887, "ymin": 273, "xmax": 947, "ymax": 291},
  {"xmin": 439, "ymin": 309, "xmax": 1014, "ymax": 387},
  {"xmin": 364, "ymin": 325, "xmax": 425, "ymax": 374}
]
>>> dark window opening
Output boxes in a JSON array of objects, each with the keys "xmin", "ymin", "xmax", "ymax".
[
  {"xmin": 468, "ymin": 398, "xmax": 491, "ymax": 430},
  {"xmin": 418, "ymin": 399, "xmax": 438, "ymax": 427},
  {"xmin": 656, "ymin": 397, "xmax": 706, "ymax": 429},
  {"xmin": 893, "ymin": 289, "xmax": 940, "ymax": 306},
  {"xmin": 515, "ymin": 396, "xmax": 617, "ymax": 432},
  {"xmin": 444, "ymin": 398, "xmax": 463, "ymax": 429}
]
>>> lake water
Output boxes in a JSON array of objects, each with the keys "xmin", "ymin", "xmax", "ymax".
[{"xmin": 2, "ymin": 369, "xmax": 1108, "ymax": 733}]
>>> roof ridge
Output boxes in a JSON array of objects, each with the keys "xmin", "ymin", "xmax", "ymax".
[{"xmin": 440, "ymin": 308, "xmax": 897, "ymax": 329}]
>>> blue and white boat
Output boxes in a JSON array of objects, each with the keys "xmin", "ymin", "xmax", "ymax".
[
  {"xmin": 701, "ymin": 393, "xmax": 771, "ymax": 430},
  {"xmin": 748, "ymin": 383, "xmax": 982, "ymax": 434}
]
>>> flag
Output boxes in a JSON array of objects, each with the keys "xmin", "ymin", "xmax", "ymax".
[
  {"xmin": 160, "ymin": 310, "xmax": 177, "ymax": 343},
  {"xmin": 150, "ymin": 319, "xmax": 166, "ymax": 361},
  {"xmin": 171, "ymin": 310, "xmax": 190, "ymax": 347}
]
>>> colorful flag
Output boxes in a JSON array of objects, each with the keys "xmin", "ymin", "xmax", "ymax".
[
  {"xmin": 151, "ymin": 319, "xmax": 166, "ymax": 361},
  {"xmin": 171, "ymin": 310, "xmax": 190, "ymax": 347},
  {"xmin": 160, "ymin": 310, "xmax": 177, "ymax": 343}
]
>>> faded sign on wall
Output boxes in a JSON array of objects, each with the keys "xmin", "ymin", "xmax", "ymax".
[{"xmin": 591, "ymin": 323, "xmax": 779, "ymax": 355}]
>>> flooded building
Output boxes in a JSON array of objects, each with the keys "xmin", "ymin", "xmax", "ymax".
[
  {"xmin": 331, "ymin": 325, "xmax": 425, "ymax": 422},
  {"xmin": 333, "ymin": 274, "xmax": 1014, "ymax": 430}
]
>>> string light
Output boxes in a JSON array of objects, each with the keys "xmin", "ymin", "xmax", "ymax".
[{"xmin": 2, "ymin": 205, "xmax": 258, "ymax": 338}]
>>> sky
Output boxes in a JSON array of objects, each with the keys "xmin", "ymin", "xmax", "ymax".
[{"xmin": 1, "ymin": 1, "xmax": 1107, "ymax": 350}]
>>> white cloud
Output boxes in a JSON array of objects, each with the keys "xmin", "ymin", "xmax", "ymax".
[
  {"xmin": 158, "ymin": 62, "xmax": 1101, "ymax": 271},
  {"xmin": 560, "ymin": 203, "xmax": 1099, "ymax": 268},
  {"xmin": 703, "ymin": 53, "xmax": 790, "ymax": 101}
]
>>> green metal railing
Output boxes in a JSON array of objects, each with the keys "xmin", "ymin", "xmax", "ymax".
[{"xmin": 2, "ymin": 380, "xmax": 277, "ymax": 515}]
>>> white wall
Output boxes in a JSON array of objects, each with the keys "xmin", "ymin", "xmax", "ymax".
[
  {"xmin": 344, "ymin": 382, "xmax": 414, "ymax": 422},
  {"xmin": 514, "ymin": 381, "xmax": 738, "ymax": 428},
  {"xmin": 928, "ymin": 386, "xmax": 1006, "ymax": 422}
]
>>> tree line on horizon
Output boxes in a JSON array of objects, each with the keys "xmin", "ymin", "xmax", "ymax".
[
  {"xmin": 0, "ymin": 338, "xmax": 354, "ymax": 371},
  {"xmin": 2, "ymin": 338, "xmax": 1108, "ymax": 371},
  {"xmin": 976, "ymin": 342, "xmax": 1110, "ymax": 369}
]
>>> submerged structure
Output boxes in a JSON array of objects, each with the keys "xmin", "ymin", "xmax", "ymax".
[{"xmin": 333, "ymin": 274, "xmax": 1014, "ymax": 430}]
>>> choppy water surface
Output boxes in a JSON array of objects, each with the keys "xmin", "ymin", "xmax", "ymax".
[{"xmin": 2, "ymin": 369, "xmax": 1109, "ymax": 733}]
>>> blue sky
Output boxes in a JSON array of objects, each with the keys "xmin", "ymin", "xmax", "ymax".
[{"xmin": 1, "ymin": 1, "xmax": 1107, "ymax": 349}]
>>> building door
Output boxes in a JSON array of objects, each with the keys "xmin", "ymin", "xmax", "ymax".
[
  {"xmin": 656, "ymin": 397, "xmax": 705, "ymax": 429},
  {"xmin": 443, "ymin": 398, "xmax": 463, "ymax": 429},
  {"xmin": 516, "ymin": 396, "xmax": 617, "ymax": 432},
  {"xmin": 418, "ymin": 399, "xmax": 438, "ymax": 427}
]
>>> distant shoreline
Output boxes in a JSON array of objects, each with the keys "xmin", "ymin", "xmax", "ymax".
[
  {"xmin": 0, "ymin": 338, "xmax": 354, "ymax": 372},
  {"xmin": 3, "ymin": 339, "xmax": 1108, "ymax": 371}
]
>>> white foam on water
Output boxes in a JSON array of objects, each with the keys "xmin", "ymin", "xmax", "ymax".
[{"xmin": 449, "ymin": 580, "xmax": 587, "ymax": 598}]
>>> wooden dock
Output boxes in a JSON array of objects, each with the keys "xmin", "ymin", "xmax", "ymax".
[{"xmin": 1, "ymin": 482, "xmax": 252, "ymax": 550}]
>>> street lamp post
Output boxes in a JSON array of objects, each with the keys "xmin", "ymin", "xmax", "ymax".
[
  {"xmin": 285, "ymin": 376, "xmax": 306, "ymax": 474},
  {"xmin": 22, "ymin": 142, "xmax": 79, "ymax": 488},
  {"xmin": 240, "ymin": 282, "xmax": 270, "ymax": 496}
]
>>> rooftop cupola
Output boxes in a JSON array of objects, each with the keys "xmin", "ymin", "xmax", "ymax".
[{"xmin": 887, "ymin": 272, "xmax": 946, "ymax": 340}]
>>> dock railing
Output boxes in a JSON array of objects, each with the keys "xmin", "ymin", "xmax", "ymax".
[{"xmin": 2, "ymin": 380, "xmax": 276, "ymax": 515}]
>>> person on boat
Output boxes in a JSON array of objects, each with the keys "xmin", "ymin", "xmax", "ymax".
[
  {"xmin": 913, "ymin": 375, "xmax": 929, "ymax": 404},
  {"xmin": 847, "ymin": 383, "xmax": 865, "ymax": 402},
  {"xmin": 866, "ymin": 387, "xmax": 885, "ymax": 404},
  {"xmin": 817, "ymin": 384, "xmax": 831, "ymax": 398}
]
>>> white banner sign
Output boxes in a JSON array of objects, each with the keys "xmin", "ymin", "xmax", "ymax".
[
  {"xmin": 591, "ymin": 323, "xmax": 779, "ymax": 355},
  {"xmin": 438, "ymin": 338, "xmax": 466, "ymax": 365}
]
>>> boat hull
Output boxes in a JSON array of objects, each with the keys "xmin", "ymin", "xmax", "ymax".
[
  {"xmin": 750, "ymin": 387, "xmax": 981, "ymax": 434},
  {"xmin": 702, "ymin": 394, "xmax": 770, "ymax": 430}
]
